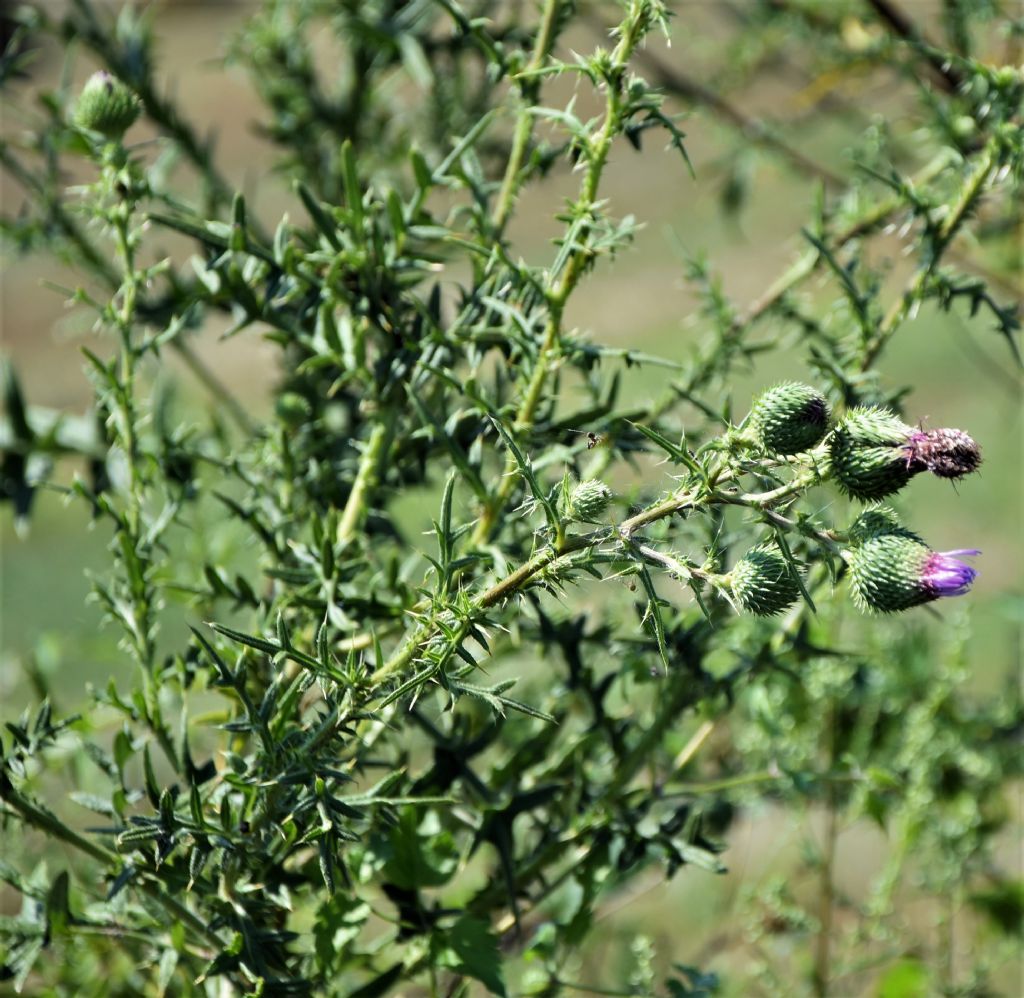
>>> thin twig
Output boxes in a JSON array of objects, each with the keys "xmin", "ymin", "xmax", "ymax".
[{"xmin": 864, "ymin": 0, "xmax": 965, "ymax": 94}]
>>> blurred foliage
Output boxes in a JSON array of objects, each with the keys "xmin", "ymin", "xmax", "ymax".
[{"xmin": 0, "ymin": 0, "xmax": 1021, "ymax": 995}]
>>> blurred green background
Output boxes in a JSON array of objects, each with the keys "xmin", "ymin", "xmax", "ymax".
[{"xmin": 1, "ymin": 1, "xmax": 1020, "ymax": 993}]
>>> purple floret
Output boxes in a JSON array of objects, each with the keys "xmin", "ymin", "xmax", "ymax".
[{"xmin": 922, "ymin": 549, "xmax": 980, "ymax": 598}]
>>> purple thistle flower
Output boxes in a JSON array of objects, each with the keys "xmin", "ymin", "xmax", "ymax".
[
  {"xmin": 921, "ymin": 549, "xmax": 980, "ymax": 598},
  {"xmin": 846, "ymin": 510, "xmax": 982, "ymax": 612}
]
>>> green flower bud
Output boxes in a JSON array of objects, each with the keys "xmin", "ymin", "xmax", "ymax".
[
  {"xmin": 74, "ymin": 71, "xmax": 141, "ymax": 139},
  {"xmin": 566, "ymin": 479, "xmax": 612, "ymax": 522},
  {"xmin": 846, "ymin": 505, "xmax": 909, "ymax": 544},
  {"xmin": 750, "ymin": 382, "xmax": 830, "ymax": 455},
  {"xmin": 275, "ymin": 391, "xmax": 312, "ymax": 427},
  {"xmin": 828, "ymin": 407, "xmax": 916, "ymax": 500},
  {"xmin": 730, "ymin": 545, "xmax": 801, "ymax": 616}
]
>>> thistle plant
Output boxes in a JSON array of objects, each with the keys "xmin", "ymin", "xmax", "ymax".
[{"xmin": 1, "ymin": 1, "xmax": 1021, "ymax": 996}]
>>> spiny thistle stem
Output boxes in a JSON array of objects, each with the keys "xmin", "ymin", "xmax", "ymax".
[
  {"xmin": 473, "ymin": 8, "xmax": 649, "ymax": 546},
  {"xmin": 336, "ymin": 416, "xmax": 393, "ymax": 545},
  {"xmin": 491, "ymin": 0, "xmax": 564, "ymax": 235},
  {"xmin": 862, "ymin": 139, "xmax": 998, "ymax": 369},
  {"xmin": 378, "ymin": 463, "xmax": 826, "ymax": 686}
]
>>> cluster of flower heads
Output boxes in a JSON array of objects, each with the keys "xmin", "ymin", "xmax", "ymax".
[
  {"xmin": 747, "ymin": 381, "xmax": 981, "ymax": 497},
  {"xmin": 729, "ymin": 382, "xmax": 981, "ymax": 616}
]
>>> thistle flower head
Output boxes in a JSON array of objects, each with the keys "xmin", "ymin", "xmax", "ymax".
[
  {"xmin": 902, "ymin": 427, "xmax": 982, "ymax": 480},
  {"xmin": 846, "ymin": 510, "xmax": 980, "ymax": 612},
  {"xmin": 921, "ymin": 549, "xmax": 980, "ymax": 597},
  {"xmin": 829, "ymin": 407, "xmax": 981, "ymax": 500},
  {"xmin": 829, "ymin": 407, "xmax": 915, "ymax": 500},
  {"xmin": 730, "ymin": 545, "xmax": 802, "ymax": 616},
  {"xmin": 566, "ymin": 479, "xmax": 612, "ymax": 522},
  {"xmin": 74, "ymin": 71, "xmax": 141, "ymax": 139},
  {"xmin": 750, "ymin": 382, "xmax": 830, "ymax": 455}
]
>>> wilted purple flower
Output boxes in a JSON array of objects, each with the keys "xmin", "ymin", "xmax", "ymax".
[
  {"xmin": 829, "ymin": 408, "xmax": 982, "ymax": 501},
  {"xmin": 921, "ymin": 549, "xmax": 980, "ymax": 598},
  {"xmin": 903, "ymin": 428, "xmax": 982, "ymax": 480}
]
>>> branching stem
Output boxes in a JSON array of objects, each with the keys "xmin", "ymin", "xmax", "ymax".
[
  {"xmin": 378, "ymin": 457, "xmax": 825, "ymax": 686},
  {"xmin": 862, "ymin": 140, "xmax": 998, "ymax": 369},
  {"xmin": 474, "ymin": 9, "xmax": 648, "ymax": 546}
]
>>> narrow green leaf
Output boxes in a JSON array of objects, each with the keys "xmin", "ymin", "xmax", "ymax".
[
  {"xmin": 208, "ymin": 621, "xmax": 280, "ymax": 656},
  {"xmin": 295, "ymin": 180, "xmax": 341, "ymax": 250}
]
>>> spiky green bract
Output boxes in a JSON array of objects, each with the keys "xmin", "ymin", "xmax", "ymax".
[
  {"xmin": 730, "ymin": 545, "xmax": 802, "ymax": 616},
  {"xmin": 74, "ymin": 72, "xmax": 141, "ymax": 138},
  {"xmin": 846, "ymin": 505, "xmax": 915, "ymax": 544},
  {"xmin": 848, "ymin": 533, "xmax": 933, "ymax": 612},
  {"xmin": 566, "ymin": 479, "xmax": 612, "ymax": 522},
  {"xmin": 750, "ymin": 382, "xmax": 830, "ymax": 454},
  {"xmin": 829, "ymin": 407, "xmax": 916, "ymax": 500}
]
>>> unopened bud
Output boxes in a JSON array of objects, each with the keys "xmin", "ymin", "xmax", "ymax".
[
  {"xmin": 566, "ymin": 479, "xmax": 612, "ymax": 522},
  {"xmin": 730, "ymin": 545, "xmax": 801, "ymax": 616},
  {"xmin": 74, "ymin": 71, "xmax": 141, "ymax": 139},
  {"xmin": 829, "ymin": 407, "xmax": 914, "ymax": 499},
  {"xmin": 750, "ymin": 382, "xmax": 830, "ymax": 455},
  {"xmin": 275, "ymin": 392, "xmax": 312, "ymax": 427}
]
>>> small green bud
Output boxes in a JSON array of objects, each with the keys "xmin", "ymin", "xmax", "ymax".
[
  {"xmin": 566, "ymin": 479, "xmax": 612, "ymax": 522},
  {"xmin": 993, "ymin": 66, "xmax": 1019, "ymax": 88},
  {"xmin": 846, "ymin": 505, "xmax": 909, "ymax": 544},
  {"xmin": 828, "ymin": 407, "xmax": 915, "ymax": 500},
  {"xmin": 730, "ymin": 545, "xmax": 801, "ymax": 616},
  {"xmin": 951, "ymin": 115, "xmax": 976, "ymax": 140},
  {"xmin": 74, "ymin": 71, "xmax": 141, "ymax": 139},
  {"xmin": 275, "ymin": 392, "xmax": 312, "ymax": 427},
  {"xmin": 750, "ymin": 382, "xmax": 830, "ymax": 455}
]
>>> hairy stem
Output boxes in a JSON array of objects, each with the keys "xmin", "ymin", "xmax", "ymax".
[
  {"xmin": 473, "ymin": 10, "xmax": 648, "ymax": 546},
  {"xmin": 491, "ymin": 0, "xmax": 563, "ymax": 235},
  {"xmin": 812, "ymin": 704, "xmax": 840, "ymax": 997},
  {"xmin": 337, "ymin": 416, "xmax": 393, "ymax": 545},
  {"xmin": 861, "ymin": 139, "xmax": 998, "ymax": 370}
]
